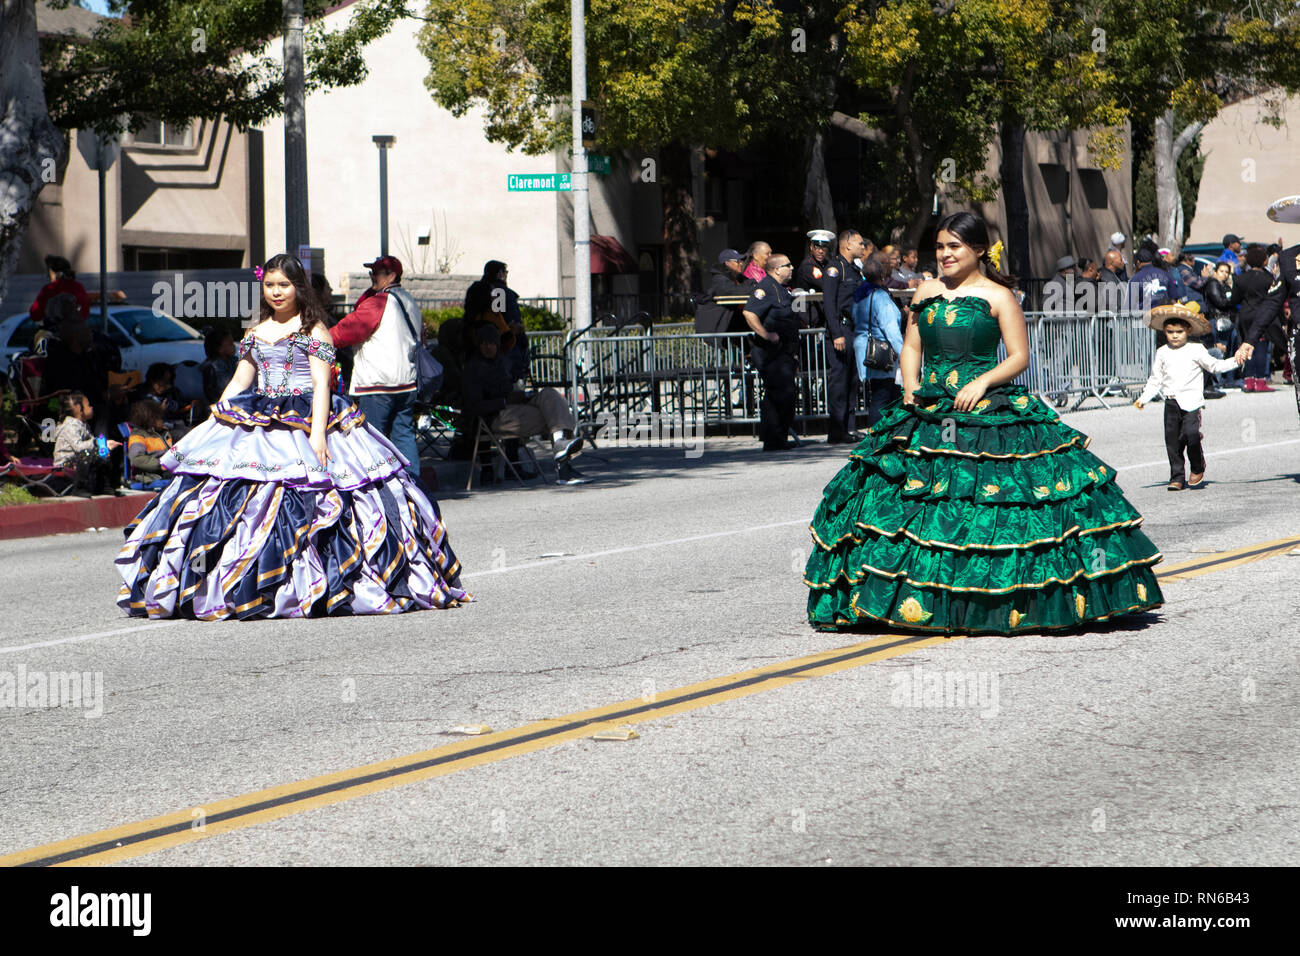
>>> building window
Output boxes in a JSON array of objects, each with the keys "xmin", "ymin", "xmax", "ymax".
[{"xmin": 131, "ymin": 119, "xmax": 194, "ymax": 149}]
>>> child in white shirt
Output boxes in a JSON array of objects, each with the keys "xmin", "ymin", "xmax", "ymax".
[{"xmin": 1135, "ymin": 309, "xmax": 1251, "ymax": 490}]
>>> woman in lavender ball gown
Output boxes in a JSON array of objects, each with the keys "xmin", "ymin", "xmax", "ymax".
[{"xmin": 116, "ymin": 253, "xmax": 471, "ymax": 619}]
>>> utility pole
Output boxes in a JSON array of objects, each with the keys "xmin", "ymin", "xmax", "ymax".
[
  {"xmin": 284, "ymin": 0, "xmax": 309, "ymax": 255},
  {"xmin": 571, "ymin": 0, "xmax": 590, "ymax": 336}
]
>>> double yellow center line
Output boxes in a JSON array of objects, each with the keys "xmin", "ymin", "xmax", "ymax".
[{"xmin": 5, "ymin": 533, "xmax": 1297, "ymax": 867}]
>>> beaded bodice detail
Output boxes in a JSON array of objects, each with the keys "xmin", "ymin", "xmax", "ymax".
[{"xmin": 236, "ymin": 332, "xmax": 337, "ymax": 398}]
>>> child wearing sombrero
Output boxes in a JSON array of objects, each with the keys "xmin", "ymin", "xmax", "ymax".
[{"xmin": 1135, "ymin": 303, "xmax": 1253, "ymax": 490}]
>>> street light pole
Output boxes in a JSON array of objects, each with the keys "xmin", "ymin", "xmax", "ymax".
[
  {"xmin": 284, "ymin": 0, "xmax": 310, "ymax": 255},
  {"xmin": 571, "ymin": 0, "xmax": 589, "ymax": 336},
  {"xmin": 373, "ymin": 135, "xmax": 396, "ymax": 257}
]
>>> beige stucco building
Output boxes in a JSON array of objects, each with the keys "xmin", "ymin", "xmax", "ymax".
[{"xmin": 1186, "ymin": 93, "xmax": 1300, "ymax": 249}]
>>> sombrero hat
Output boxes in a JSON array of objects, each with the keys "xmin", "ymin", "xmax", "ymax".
[
  {"xmin": 1266, "ymin": 195, "xmax": 1300, "ymax": 224},
  {"xmin": 1146, "ymin": 302, "xmax": 1210, "ymax": 337}
]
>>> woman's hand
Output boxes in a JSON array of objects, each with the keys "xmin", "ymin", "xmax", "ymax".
[
  {"xmin": 953, "ymin": 376, "xmax": 989, "ymax": 412},
  {"xmin": 309, "ymin": 431, "xmax": 329, "ymax": 468}
]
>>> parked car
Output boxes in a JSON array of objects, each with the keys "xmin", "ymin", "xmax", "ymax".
[{"xmin": 1, "ymin": 306, "xmax": 208, "ymax": 398}]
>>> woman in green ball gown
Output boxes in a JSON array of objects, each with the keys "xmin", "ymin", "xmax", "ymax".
[{"xmin": 805, "ymin": 212, "xmax": 1164, "ymax": 633}]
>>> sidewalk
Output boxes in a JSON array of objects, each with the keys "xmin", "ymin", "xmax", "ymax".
[{"xmin": 0, "ymin": 491, "xmax": 154, "ymax": 542}]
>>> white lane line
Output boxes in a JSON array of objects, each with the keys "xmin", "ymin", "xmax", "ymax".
[
  {"xmin": 0, "ymin": 621, "xmax": 182, "ymax": 655},
  {"xmin": 460, "ymin": 519, "xmax": 809, "ymax": 578},
  {"xmin": 1114, "ymin": 438, "xmax": 1300, "ymax": 473}
]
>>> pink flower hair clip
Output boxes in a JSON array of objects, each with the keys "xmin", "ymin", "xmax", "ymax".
[{"xmin": 254, "ymin": 266, "xmax": 264, "ymax": 281}]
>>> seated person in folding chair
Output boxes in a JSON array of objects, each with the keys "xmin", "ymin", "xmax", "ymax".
[
  {"xmin": 461, "ymin": 325, "xmax": 583, "ymax": 483},
  {"xmin": 125, "ymin": 400, "xmax": 173, "ymax": 484},
  {"xmin": 130, "ymin": 362, "xmax": 193, "ymax": 439},
  {"xmin": 52, "ymin": 392, "xmax": 123, "ymax": 497}
]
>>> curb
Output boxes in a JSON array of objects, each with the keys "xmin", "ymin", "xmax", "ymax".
[{"xmin": 0, "ymin": 492, "xmax": 154, "ymax": 542}]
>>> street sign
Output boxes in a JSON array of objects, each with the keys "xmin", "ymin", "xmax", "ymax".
[
  {"xmin": 76, "ymin": 129, "xmax": 120, "ymax": 171},
  {"xmin": 589, "ymin": 154, "xmax": 611, "ymax": 175},
  {"xmin": 507, "ymin": 173, "xmax": 572, "ymax": 192},
  {"xmin": 581, "ymin": 101, "xmax": 596, "ymax": 149}
]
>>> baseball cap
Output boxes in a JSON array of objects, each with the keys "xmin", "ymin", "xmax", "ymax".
[
  {"xmin": 1222, "ymin": 234, "xmax": 1241, "ymax": 247},
  {"xmin": 363, "ymin": 255, "xmax": 403, "ymax": 278},
  {"xmin": 718, "ymin": 249, "xmax": 743, "ymax": 264},
  {"xmin": 1110, "ymin": 231, "xmax": 1125, "ymax": 246}
]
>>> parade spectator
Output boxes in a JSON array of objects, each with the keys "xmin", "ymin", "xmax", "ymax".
[
  {"xmin": 131, "ymin": 363, "xmax": 185, "ymax": 424},
  {"xmin": 1237, "ymin": 243, "xmax": 1285, "ymax": 391},
  {"xmin": 460, "ymin": 324, "xmax": 583, "ymax": 481},
  {"xmin": 893, "ymin": 247, "xmax": 927, "ymax": 285},
  {"xmin": 1127, "ymin": 246, "xmax": 1174, "ymax": 311},
  {"xmin": 1042, "ymin": 256, "xmax": 1080, "ymax": 313},
  {"xmin": 851, "ymin": 252, "xmax": 904, "ymax": 425},
  {"xmin": 29, "ymin": 255, "xmax": 90, "ymax": 324},
  {"xmin": 126, "ymin": 400, "xmax": 173, "ymax": 481},
  {"xmin": 1217, "ymin": 234, "xmax": 1243, "ymax": 273},
  {"xmin": 52, "ymin": 391, "xmax": 122, "ymax": 496},
  {"xmin": 200, "ymin": 328, "xmax": 239, "ymax": 404},
  {"xmin": 44, "ymin": 320, "xmax": 111, "ymax": 427},
  {"xmin": 742, "ymin": 241, "xmax": 771, "ymax": 283},
  {"xmin": 329, "ymin": 254, "xmax": 425, "ymax": 481},
  {"xmin": 1107, "ymin": 232, "xmax": 1128, "ymax": 280},
  {"xmin": 1175, "ymin": 250, "xmax": 1207, "ymax": 293},
  {"xmin": 34, "ymin": 292, "xmax": 79, "ymax": 354},
  {"xmin": 695, "ymin": 248, "xmax": 756, "ymax": 342},
  {"xmin": 463, "ymin": 260, "xmax": 528, "ymax": 380}
]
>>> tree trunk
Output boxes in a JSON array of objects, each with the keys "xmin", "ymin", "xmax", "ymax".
[
  {"xmin": 659, "ymin": 141, "xmax": 697, "ymax": 313},
  {"xmin": 802, "ymin": 128, "xmax": 835, "ymax": 232},
  {"xmin": 999, "ymin": 119, "xmax": 1030, "ymax": 278},
  {"xmin": 896, "ymin": 63, "xmax": 935, "ymax": 250},
  {"xmin": 0, "ymin": 0, "xmax": 66, "ymax": 307},
  {"xmin": 1152, "ymin": 111, "xmax": 1202, "ymax": 256}
]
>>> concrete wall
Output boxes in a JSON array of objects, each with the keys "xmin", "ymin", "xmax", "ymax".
[
  {"xmin": 1186, "ymin": 93, "xmax": 1300, "ymax": 248},
  {"xmin": 970, "ymin": 125, "xmax": 1133, "ymax": 279}
]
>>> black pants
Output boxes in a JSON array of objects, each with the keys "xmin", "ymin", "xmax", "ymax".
[
  {"xmin": 754, "ymin": 348, "xmax": 797, "ymax": 448},
  {"xmin": 824, "ymin": 335, "xmax": 858, "ymax": 438},
  {"xmin": 1164, "ymin": 402, "xmax": 1204, "ymax": 483},
  {"xmin": 864, "ymin": 379, "xmax": 902, "ymax": 427}
]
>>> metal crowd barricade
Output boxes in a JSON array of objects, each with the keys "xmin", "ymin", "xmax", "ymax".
[{"xmin": 525, "ymin": 309, "xmax": 1159, "ymax": 429}]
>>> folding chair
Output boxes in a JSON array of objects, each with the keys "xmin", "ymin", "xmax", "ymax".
[
  {"xmin": 0, "ymin": 458, "xmax": 76, "ymax": 497},
  {"xmin": 466, "ymin": 415, "xmax": 537, "ymax": 491},
  {"xmin": 116, "ymin": 423, "xmax": 169, "ymax": 492}
]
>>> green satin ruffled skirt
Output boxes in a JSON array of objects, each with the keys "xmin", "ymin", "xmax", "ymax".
[{"xmin": 805, "ymin": 382, "xmax": 1164, "ymax": 634}]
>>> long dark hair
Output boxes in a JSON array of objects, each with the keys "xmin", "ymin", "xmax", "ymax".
[
  {"xmin": 934, "ymin": 212, "xmax": 1017, "ymax": 289},
  {"xmin": 258, "ymin": 253, "xmax": 330, "ymax": 335}
]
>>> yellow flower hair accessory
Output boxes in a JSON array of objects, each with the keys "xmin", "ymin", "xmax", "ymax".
[{"xmin": 986, "ymin": 240, "xmax": 1004, "ymax": 273}]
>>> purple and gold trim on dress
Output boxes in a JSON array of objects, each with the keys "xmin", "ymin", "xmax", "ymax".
[{"xmin": 212, "ymin": 396, "xmax": 366, "ymax": 434}]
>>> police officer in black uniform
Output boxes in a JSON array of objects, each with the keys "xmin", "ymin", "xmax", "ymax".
[
  {"xmin": 743, "ymin": 253, "xmax": 801, "ymax": 451},
  {"xmin": 821, "ymin": 229, "xmax": 868, "ymax": 443},
  {"xmin": 794, "ymin": 229, "xmax": 836, "ymax": 329}
]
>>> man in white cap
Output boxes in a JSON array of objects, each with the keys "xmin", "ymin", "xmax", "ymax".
[
  {"xmin": 793, "ymin": 229, "xmax": 836, "ymax": 328},
  {"xmin": 1108, "ymin": 231, "xmax": 1128, "ymax": 280}
]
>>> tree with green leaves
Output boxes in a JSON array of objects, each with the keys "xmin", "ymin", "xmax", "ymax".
[
  {"xmin": 418, "ymin": 0, "xmax": 810, "ymax": 301},
  {"xmin": 1086, "ymin": 0, "xmax": 1300, "ymax": 253},
  {"xmin": 1, "ymin": 0, "xmax": 409, "ymax": 306}
]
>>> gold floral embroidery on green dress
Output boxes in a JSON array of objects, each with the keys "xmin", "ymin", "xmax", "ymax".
[
  {"xmin": 1009, "ymin": 609, "xmax": 1022, "ymax": 628},
  {"xmin": 981, "ymin": 483, "xmax": 1001, "ymax": 497},
  {"xmin": 1012, "ymin": 395, "xmax": 1029, "ymax": 409},
  {"xmin": 1032, "ymin": 485, "xmax": 1050, "ymax": 499},
  {"xmin": 1136, "ymin": 583, "xmax": 1147, "ymax": 602},
  {"xmin": 898, "ymin": 597, "xmax": 932, "ymax": 623},
  {"xmin": 945, "ymin": 369, "xmax": 959, "ymax": 388},
  {"xmin": 905, "ymin": 479, "xmax": 925, "ymax": 491}
]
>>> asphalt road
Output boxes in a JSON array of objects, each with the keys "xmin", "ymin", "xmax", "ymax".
[{"xmin": 1, "ymin": 389, "xmax": 1298, "ymax": 866}]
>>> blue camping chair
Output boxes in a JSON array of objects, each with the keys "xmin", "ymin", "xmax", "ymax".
[{"xmin": 117, "ymin": 423, "xmax": 169, "ymax": 491}]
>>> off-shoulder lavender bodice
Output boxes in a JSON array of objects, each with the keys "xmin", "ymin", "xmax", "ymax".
[{"xmin": 236, "ymin": 332, "xmax": 337, "ymax": 397}]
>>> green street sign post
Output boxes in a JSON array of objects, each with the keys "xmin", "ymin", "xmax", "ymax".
[
  {"xmin": 588, "ymin": 154, "xmax": 610, "ymax": 175},
  {"xmin": 507, "ymin": 172, "xmax": 572, "ymax": 192}
]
